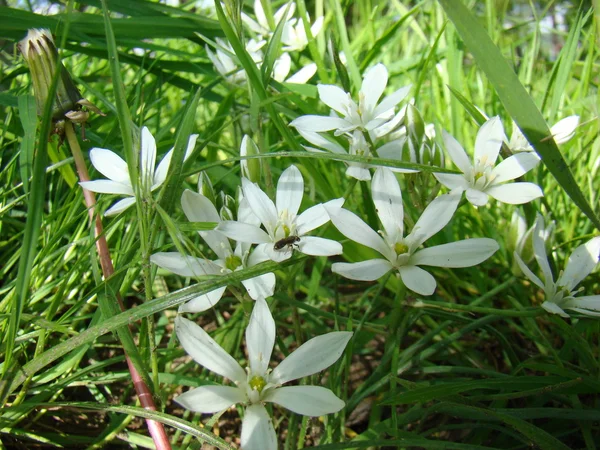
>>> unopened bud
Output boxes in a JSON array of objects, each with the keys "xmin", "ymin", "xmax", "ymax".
[
  {"xmin": 197, "ymin": 172, "xmax": 216, "ymax": 205},
  {"xmin": 240, "ymin": 135, "xmax": 261, "ymax": 183},
  {"xmin": 18, "ymin": 29, "xmax": 103, "ymax": 128}
]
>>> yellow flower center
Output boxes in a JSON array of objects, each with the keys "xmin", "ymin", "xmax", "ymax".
[
  {"xmin": 249, "ymin": 375, "xmax": 267, "ymax": 393},
  {"xmin": 394, "ymin": 242, "xmax": 409, "ymax": 255},
  {"xmin": 225, "ymin": 255, "xmax": 243, "ymax": 272}
]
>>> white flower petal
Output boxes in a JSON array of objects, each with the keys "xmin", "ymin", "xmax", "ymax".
[
  {"xmin": 492, "ymin": 153, "xmax": 540, "ymax": 184},
  {"xmin": 541, "ymin": 301, "xmax": 570, "ymax": 317},
  {"xmin": 154, "ymin": 134, "xmax": 198, "ymax": 187},
  {"xmin": 513, "ymin": 251, "xmax": 545, "ymax": 290},
  {"xmin": 326, "ymin": 206, "xmax": 393, "ymax": 260},
  {"xmin": 442, "ymin": 130, "xmax": 472, "ymax": 174},
  {"xmin": 408, "ymin": 191, "xmax": 461, "ymax": 247},
  {"xmin": 241, "ymin": 273, "xmax": 276, "ymax": 300},
  {"xmin": 562, "ymin": 295, "xmax": 600, "ymax": 311},
  {"xmin": 317, "ymin": 84, "xmax": 350, "ymax": 115},
  {"xmin": 241, "ymin": 404, "xmax": 277, "ymax": 450},
  {"xmin": 474, "ymin": 116, "xmax": 503, "ymax": 164},
  {"xmin": 286, "ymin": 63, "xmax": 317, "ymax": 84},
  {"xmin": 264, "ymin": 242, "xmax": 293, "ymax": 262},
  {"xmin": 276, "ymin": 165, "xmax": 304, "ymax": 217},
  {"xmin": 550, "ymin": 115, "xmax": 579, "ymax": 144},
  {"xmin": 486, "ymin": 182, "xmax": 543, "ymax": 204},
  {"xmin": 264, "ymin": 386, "xmax": 345, "ymax": 416},
  {"xmin": 332, "ymin": 259, "xmax": 393, "ymax": 281},
  {"xmin": 346, "ymin": 165, "xmax": 372, "ymax": 180},
  {"xmin": 140, "ymin": 127, "xmax": 157, "ymax": 188},
  {"xmin": 410, "ymin": 238, "xmax": 499, "ymax": 267},
  {"xmin": 151, "ymin": 252, "xmax": 222, "ymax": 277},
  {"xmin": 242, "ymin": 178, "xmax": 278, "ymax": 231},
  {"xmin": 89, "ymin": 148, "xmax": 131, "ymax": 184},
  {"xmin": 270, "ymin": 331, "xmax": 352, "ymax": 385},
  {"xmin": 296, "ymin": 198, "xmax": 344, "ymax": 235},
  {"xmin": 272, "ymin": 52, "xmax": 291, "ymax": 82},
  {"xmin": 290, "ymin": 115, "xmax": 351, "ymax": 133},
  {"xmin": 398, "ymin": 265, "xmax": 437, "ymax": 296},
  {"xmin": 153, "ymin": 148, "xmax": 174, "ymax": 189},
  {"xmin": 372, "ymin": 168, "xmax": 403, "ymax": 242},
  {"xmin": 178, "ymin": 287, "xmax": 227, "ymax": 313},
  {"xmin": 372, "ymin": 85, "xmax": 411, "ymax": 119},
  {"xmin": 79, "ymin": 179, "xmax": 134, "ymax": 196},
  {"xmin": 181, "ymin": 189, "xmax": 220, "ymax": 223},
  {"xmin": 531, "ymin": 215, "xmax": 554, "ymax": 285},
  {"xmin": 246, "ymin": 297, "xmax": 275, "ymax": 376},
  {"xmin": 311, "ymin": 16, "xmax": 324, "ymax": 37},
  {"xmin": 217, "ymin": 221, "xmax": 272, "ymax": 244},
  {"xmin": 465, "ymin": 188, "xmax": 490, "ymax": 206},
  {"xmin": 361, "ymin": 63, "xmax": 388, "ymax": 115},
  {"xmin": 297, "ymin": 236, "xmax": 342, "ymax": 256},
  {"xmin": 175, "ymin": 385, "xmax": 245, "ymax": 413},
  {"xmin": 433, "ymin": 173, "xmax": 469, "ymax": 191},
  {"xmin": 104, "ymin": 197, "xmax": 137, "ymax": 216},
  {"xmin": 557, "ymin": 237, "xmax": 600, "ymax": 291},
  {"xmin": 297, "ymin": 130, "xmax": 345, "ymax": 154},
  {"xmin": 175, "ymin": 316, "xmax": 246, "ymax": 383}
]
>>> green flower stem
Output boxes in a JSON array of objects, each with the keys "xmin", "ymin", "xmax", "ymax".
[
  {"xmin": 410, "ymin": 299, "xmax": 543, "ymax": 317},
  {"xmin": 64, "ymin": 121, "xmax": 172, "ymax": 450}
]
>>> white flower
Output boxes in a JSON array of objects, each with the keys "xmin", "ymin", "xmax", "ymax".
[
  {"xmin": 206, "ymin": 38, "xmax": 264, "ymax": 85},
  {"xmin": 218, "ymin": 165, "xmax": 343, "ymax": 262},
  {"xmin": 508, "ymin": 115, "xmax": 579, "ymax": 153},
  {"xmin": 151, "ymin": 189, "xmax": 275, "ymax": 312},
  {"xmin": 281, "ymin": 15, "xmax": 324, "ymax": 52},
  {"xmin": 241, "ymin": 0, "xmax": 295, "ymax": 38},
  {"xmin": 434, "ymin": 117, "xmax": 543, "ymax": 206},
  {"xmin": 326, "ymin": 168, "xmax": 499, "ymax": 296},
  {"xmin": 150, "ymin": 189, "xmax": 275, "ymax": 312},
  {"xmin": 80, "ymin": 127, "xmax": 198, "ymax": 216},
  {"xmin": 514, "ymin": 214, "xmax": 600, "ymax": 318},
  {"xmin": 175, "ymin": 297, "xmax": 352, "ymax": 450},
  {"xmin": 272, "ymin": 52, "xmax": 317, "ymax": 84},
  {"xmin": 289, "ymin": 63, "xmax": 411, "ymax": 137},
  {"xmin": 298, "ymin": 129, "xmax": 417, "ymax": 181}
]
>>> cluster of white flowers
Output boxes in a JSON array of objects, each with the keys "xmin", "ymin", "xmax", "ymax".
[
  {"xmin": 79, "ymin": 4, "xmax": 595, "ymax": 442},
  {"xmin": 208, "ymin": 0, "xmax": 322, "ymax": 86}
]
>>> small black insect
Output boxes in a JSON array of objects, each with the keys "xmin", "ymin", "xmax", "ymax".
[{"xmin": 274, "ymin": 235, "xmax": 300, "ymax": 251}]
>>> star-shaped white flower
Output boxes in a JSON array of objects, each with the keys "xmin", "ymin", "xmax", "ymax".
[
  {"xmin": 508, "ymin": 115, "xmax": 579, "ymax": 153},
  {"xmin": 514, "ymin": 214, "xmax": 600, "ymax": 318},
  {"xmin": 241, "ymin": 0, "xmax": 296, "ymax": 39},
  {"xmin": 326, "ymin": 168, "xmax": 499, "ymax": 296},
  {"xmin": 151, "ymin": 189, "xmax": 275, "ymax": 312},
  {"xmin": 434, "ymin": 117, "xmax": 543, "ymax": 206},
  {"xmin": 217, "ymin": 165, "xmax": 343, "ymax": 262},
  {"xmin": 206, "ymin": 38, "xmax": 265, "ymax": 85},
  {"xmin": 281, "ymin": 14, "xmax": 324, "ymax": 52},
  {"xmin": 80, "ymin": 127, "xmax": 198, "ymax": 216},
  {"xmin": 175, "ymin": 297, "xmax": 352, "ymax": 450},
  {"xmin": 289, "ymin": 63, "xmax": 411, "ymax": 137}
]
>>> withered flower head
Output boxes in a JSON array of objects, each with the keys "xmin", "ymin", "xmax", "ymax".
[{"xmin": 18, "ymin": 29, "xmax": 103, "ymax": 132}]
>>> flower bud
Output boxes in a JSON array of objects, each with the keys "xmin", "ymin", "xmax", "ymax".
[
  {"xmin": 219, "ymin": 192, "xmax": 237, "ymax": 221},
  {"xmin": 197, "ymin": 171, "xmax": 216, "ymax": 205},
  {"xmin": 240, "ymin": 135, "xmax": 261, "ymax": 183},
  {"xmin": 18, "ymin": 29, "xmax": 103, "ymax": 128}
]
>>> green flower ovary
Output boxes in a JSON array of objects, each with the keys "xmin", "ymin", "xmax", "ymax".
[
  {"xmin": 249, "ymin": 375, "xmax": 267, "ymax": 393},
  {"xmin": 225, "ymin": 254, "xmax": 243, "ymax": 272},
  {"xmin": 394, "ymin": 242, "xmax": 409, "ymax": 255}
]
